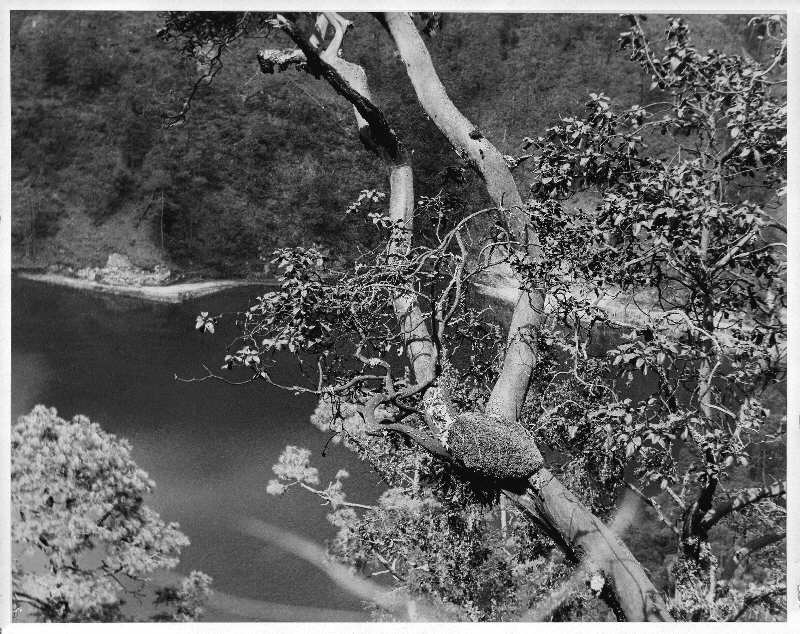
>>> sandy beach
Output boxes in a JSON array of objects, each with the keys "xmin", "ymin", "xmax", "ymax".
[{"xmin": 15, "ymin": 272, "xmax": 275, "ymax": 304}]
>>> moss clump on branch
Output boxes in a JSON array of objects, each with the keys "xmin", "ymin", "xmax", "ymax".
[{"xmin": 448, "ymin": 412, "xmax": 543, "ymax": 480}]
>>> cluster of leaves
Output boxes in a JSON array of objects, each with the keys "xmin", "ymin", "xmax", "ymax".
[
  {"xmin": 193, "ymin": 194, "xmax": 502, "ymax": 558},
  {"xmin": 332, "ymin": 493, "xmax": 579, "ymax": 621},
  {"xmin": 511, "ymin": 15, "xmax": 786, "ymax": 619},
  {"xmin": 11, "ymin": 405, "xmax": 211, "ymax": 622},
  {"xmin": 620, "ymin": 15, "xmax": 786, "ymax": 182},
  {"xmin": 152, "ymin": 571, "xmax": 214, "ymax": 622},
  {"xmin": 158, "ymin": 12, "xmax": 270, "ymax": 57},
  {"xmin": 668, "ymin": 553, "xmax": 785, "ymax": 621},
  {"xmin": 266, "ymin": 445, "xmax": 602, "ymax": 621},
  {"xmin": 199, "ymin": 187, "xmax": 506, "ymax": 406},
  {"xmin": 217, "ymin": 244, "xmax": 397, "ymax": 375},
  {"xmin": 196, "ymin": 185, "xmax": 612, "ymax": 618},
  {"xmin": 186, "ymin": 13, "xmax": 786, "ymax": 622}
]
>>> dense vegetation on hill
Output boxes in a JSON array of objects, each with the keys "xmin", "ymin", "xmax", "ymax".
[
  {"xmin": 10, "ymin": 11, "xmax": 785, "ymax": 622},
  {"xmin": 11, "ymin": 11, "xmax": 754, "ymax": 277}
]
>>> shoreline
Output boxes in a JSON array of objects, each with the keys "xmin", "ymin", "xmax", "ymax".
[
  {"xmin": 16, "ymin": 273, "xmax": 782, "ymax": 348},
  {"xmin": 14, "ymin": 271, "xmax": 279, "ymax": 304},
  {"xmin": 16, "ymin": 270, "xmax": 654, "ymax": 322}
]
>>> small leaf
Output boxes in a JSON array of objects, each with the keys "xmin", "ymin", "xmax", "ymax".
[
  {"xmin": 589, "ymin": 573, "xmax": 605, "ymax": 593},
  {"xmin": 568, "ymin": 425, "xmax": 578, "ymax": 439}
]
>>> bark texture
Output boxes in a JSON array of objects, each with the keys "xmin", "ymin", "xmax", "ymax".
[
  {"xmin": 269, "ymin": 13, "xmax": 436, "ymax": 387},
  {"xmin": 701, "ymin": 481, "xmax": 786, "ymax": 531},
  {"xmin": 382, "ymin": 11, "xmax": 671, "ymax": 621},
  {"xmin": 274, "ymin": 11, "xmax": 672, "ymax": 621},
  {"xmin": 381, "ymin": 12, "xmax": 544, "ymax": 423}
]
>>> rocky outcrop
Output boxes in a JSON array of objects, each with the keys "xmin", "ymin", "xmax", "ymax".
[{"xmin": 74, "ymin": 253, "xmax": 171, "ymax": 287}]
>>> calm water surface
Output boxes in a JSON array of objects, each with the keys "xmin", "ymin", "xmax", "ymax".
[{"xmin": 11, "ymin": 277, "xmax": 382, "ymax": 620}]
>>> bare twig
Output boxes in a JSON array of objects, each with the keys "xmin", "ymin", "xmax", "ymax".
[{"xmin": 623, "ymin": 480, "xmax": 680, "ymax": 536}]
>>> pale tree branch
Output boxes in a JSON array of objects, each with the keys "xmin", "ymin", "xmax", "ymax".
[
  {"xmin": 521, "ymin": 490, "xmax": 641, "ymax": 622},
  {"xmin": 381, "ymin": 11, "xmax": 672, "ymax": 622},
  {"xmin": 266, "ymin": 46, "xmax": 430, "ymax": 389},
  {"xmin": 624, "ymin": 480, "xmax": 681, "ymax": 536},
  {"xmin": 722, "ymin": 531, "xmax": 785, "ymax": 579},
  {"xmin": 264, "ymin": 13, "xmax": 436, "ymax": 392},
  {"xmin": 701, "ymin": 480, "xmax": 786, "ymax": 531},
  {"xmin": 238, "ymin": 517, "xmax": 461, "ymax": 620},
  {"xmin": 272, "ymin": 13, "xmax": 405, "ymax": 164}
]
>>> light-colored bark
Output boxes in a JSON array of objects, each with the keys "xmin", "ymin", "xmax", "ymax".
[
  {"xmin": 526, "ymin": 473, "xmax": 671, "ymax": 620},
  {"xmin": 382, "ymin": 12, "xmax": 543, "ymax": 424},
  {"xmin": 274, "ymin": 13, "xmax": 436, "ymax": 387},
  {"xmin": 701, "ymin": 481, "xmax": 786, "ymax": 531},
  {"xmin": 274, "ymin": 11, "xmax": 671, "ymax": 621},
  {"xmin": 387, "ymin": 164, "xmax": 437, "ymax": 386},
  {"xmin": 381, "ymin": 14, "xmax": 527, "ymax": 218},
  {"xmin": 382, "ymin": 11, "xmax": 671, "ymax": 621}
]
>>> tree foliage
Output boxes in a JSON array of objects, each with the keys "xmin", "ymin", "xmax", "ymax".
[
  {"xmin": 11, "ymin": 405, "xmax": 211, "ymax": 622},
  {"xmin": 516, "ymin": 14, "xmax": 786, "ymax": 619},
  {"xmin": 181, "ymin": 13, "xmax": 787, "ymax": 622},
  {"xmin": 12, "ymin": 11, "xmax": 750, "ymax": 273},
  {"xmin": 10, "ymin": 10, "xmax": 785, "ymax": 623}
]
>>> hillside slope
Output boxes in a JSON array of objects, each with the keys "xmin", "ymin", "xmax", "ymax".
[{"xmin": 11, "ymin": 12, "xmax": 752, "ymax": 277}]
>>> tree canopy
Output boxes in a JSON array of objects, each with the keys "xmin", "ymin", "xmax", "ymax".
[
  {"xmin": 10, "ymin": 10, "xmax": 787, "ymax": 623},
  {"xmin": 11, "ymin": 11, "xmax": 754, "ymax": 275},
  {"xmin": 168, "ymin": 11, "xmax": 785, "ymax": 622},
  {"xmin": 11, "ymin": 406, "xmax": 211, "ymax": 622}
]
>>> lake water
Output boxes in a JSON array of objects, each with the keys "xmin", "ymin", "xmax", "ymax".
[
  {"xmin": 13, "ymin": 276, "xmax": 785, "ymax": 621},
  {"xmin": 11, "ymin": 277, "xmax": 383, "ymax": 621}
]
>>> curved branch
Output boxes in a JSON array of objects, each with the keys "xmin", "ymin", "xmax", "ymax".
[
  {"xmin": 701, "ymin": 480, "xmax": 786, "ymax": 531},
  {"xmin": 12, "ymin": 590, "xmax": 49, "ymax": 611},
  {"xmin": 380, "ymin": 13, "xmax": 528, "ymax": 219},
  {"xmin": 264, "ymin": 13, "xmax": 437, "ymax": 391},
  {"xmin": 368, "ymin": 423, "xmax": 451, "ymax": 461},
  {"xmin": 165, "ymin": 46, "xmax": 225, "ymax": 127},
  {"xmin": 723, "ymin": 531, "xmax": 785, "ymax": 579},
  {"xmin": 381, "ymin": 12, "xmax": 670, "ymax": 622},
  {"xmin": 275, "ymin": 13, "xmax": 405, "ymax": 163}
]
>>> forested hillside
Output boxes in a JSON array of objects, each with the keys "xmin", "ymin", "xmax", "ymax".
[
  {"xmin": 10, "ymin": 12, "xmax": 786, "ymax": 623},
  {"xmin": 11, "ymin": 12, "xmax": 754, "ymax": 277}
]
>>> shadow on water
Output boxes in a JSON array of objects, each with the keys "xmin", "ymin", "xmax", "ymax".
[{"xmin": 11, "ymin": 276, "xmax": 381, "ymax": 621}]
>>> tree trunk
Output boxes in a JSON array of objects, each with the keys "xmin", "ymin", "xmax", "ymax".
[
  {"xmin": 387, "ymin": 162, "xmax": 437, "ymax": 386},
  {"xmin": 277, "ymin": 11, "xmax": 671, "ymax": 621},
  {"xmin": 382, "ymin": 12, "xmax": 671, "ymax": 621},
  {"xmin": 274, "ymin": 12, "xmax": 437, "ymax": 387}
]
